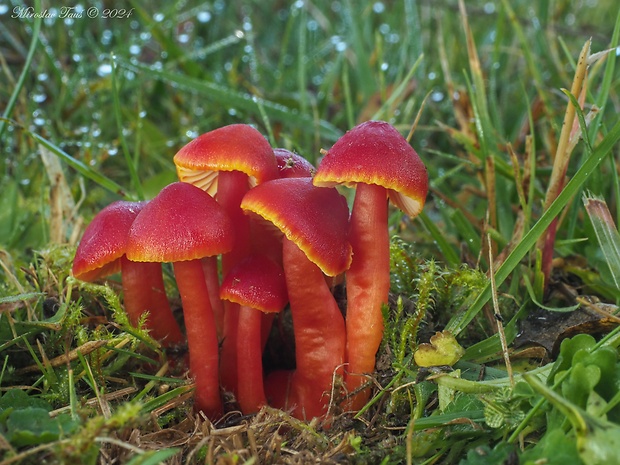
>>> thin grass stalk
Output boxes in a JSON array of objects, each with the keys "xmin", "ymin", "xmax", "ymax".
[
  {"xmin": 0, "ymin": 0, "xmax": 42, "ymax": 140},
  {"xmin": 111, "ymin": 55, "xmax": 144, "ymax": 200}
]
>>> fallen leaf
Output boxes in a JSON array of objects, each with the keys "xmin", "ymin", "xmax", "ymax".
[{"xmin": 414, "ymin": 331, "xmax": 465, "ymax": 367}]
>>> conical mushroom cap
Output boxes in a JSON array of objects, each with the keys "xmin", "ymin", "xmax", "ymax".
[
  {"xmin": 220, "ymin": 254, "xmax": 288, "ymax": 313},
  {"xmin": 313, "ymin": 120, "xmax": 428, "ymax": 218},
  {"xmin": 126, "ymin": 182, "xmax": 234, "ymax": 263},
  {"xmin": 241, "ymin": 178, "xmax": 352, "ymax": 277},
  {"xmin": 73, "ymin": 201, "xmax": 146, "ymax": 281},
  {"xmin": 174, "ymin": 124, "xmax": 279, "ymax": 195}
]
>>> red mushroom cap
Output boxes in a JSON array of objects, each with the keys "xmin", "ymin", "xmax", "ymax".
[
  {"xmin": 240, "ymin": 178, "xmax": 352, "ymax": 277},
  {"xmin": 313, "ymin": 120, "xmax": 428, "ymax": 217},
  {"xmin": 173, "ymin": 124, "xmax": 279, "ymax": 194},
  {"xmin": 274, "ymin": 148, "xmax": 315, "ymax": 178},
  {"xmin": 126, "ymin": 182, "xmax": 234, "ymax": 263},
  {"xmin": 220, "ymin": 254, "xmax": 288, "ymax": 313},
  {"xmin": 72, "ymin": 201, "xmax": 146, "ymax": 281}
]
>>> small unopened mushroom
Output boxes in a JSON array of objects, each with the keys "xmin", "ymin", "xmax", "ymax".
[
  {"xmin": 274, "ymin": 148, "xmax": 316, "ymax": 178},
  {"xmin": 241, "ymin": 177, "xmax": 352, "ymax": 419},
  {"xmin": 72, "ymin": 200, "xmax": 184, "ymax": 347},
  {"xmin": 313, "ymin": 120, "xmax": 428, "ymax": 411},
  {"xmin": 126, "ymin": 182, "xmax": 234, "ymax": 418},
  {"xmin": 219, "ymin": 254, "xmax": 288, "ymax": 414}
]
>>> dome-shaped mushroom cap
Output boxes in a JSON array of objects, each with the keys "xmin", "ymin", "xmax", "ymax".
[
  {"xmin": 173, "ymin": 124, "xmax": 279, "ymax": 195},
  {"xmin": 126, "ymin": 182, "xmax": 234, "ymax": 263},
  {"xmin": 240, "ymin": 178, "xmax": 352, "ymax": 277},
  {"xmin": 274, "ymin": 148, "xmax": 315, "ymax": 178},
  {"xmin": 220, "ymin": 254, "xmax": 288, "ymax": 313},
  {"xmin": 72, "ymin": 201, "xmax": 146, "ymax": 281},
  {"xmin": 313, "ymin": 120, "xmax": 429, "ymax": 218}
]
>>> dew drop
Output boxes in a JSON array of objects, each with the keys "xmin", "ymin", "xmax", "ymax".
[
  {"xmin": 197, "ymin": 11, "xmax": 211, "ymax": 23},
  {"xmin": 31, "ymin": 93, "xmax": 47, "ymax": 103},
  {"xmin": 97, "ymin": 63, "xmax": 112, "ymax": 77}
]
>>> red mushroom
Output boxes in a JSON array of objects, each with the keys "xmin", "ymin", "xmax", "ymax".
[
  {"xmin": 219, "ymin": 254, "xmax": 288, "ymax": 414},
  {"xmin": 126, "ymin": 182, "xmax": 234, "ymax": 418},
  {"xmin": 174, "ymin": 124, "xmax": 279, "ymax": 394},
  {"xmin": 173, "ymin": 124, "xmax": 279, "ymax": 271},
  {"xmin": 72, "ymin": 201, "xmax": 184, "ymax": 347},
  {"xmin": 249, "ymin": 148, "xmax": 316, "ymax": 264},
  {"xmin": 241, "ymin": 177, "xmax": 352, "ymax": 419},
  {"xmin": 313, "ymin": 120, "xmax": 428, "ymax": 411}
]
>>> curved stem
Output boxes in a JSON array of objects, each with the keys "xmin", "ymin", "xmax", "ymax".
[
  {"xmin": 121, "ymin": 257, "xmax": 184, "ymax": 346},
  {"xmin": 173, "ymin": 259, "xmax": 222, "ymax": 419},
  {"xmin": 236, "ymin": 306, "xmax": 266, "ymax": 413},
  {"xmin": 344, "ymin": 183, "xmax": 390, "ymax": 411},
  {"xmin": 283, "ymin": 238, "xmax": 346, "ymax": 420}
]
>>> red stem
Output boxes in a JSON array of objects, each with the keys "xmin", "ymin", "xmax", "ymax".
[
  {"xmin": 283, "ymin": 238, "xmax": 346, "ymax": 419},
  {"xmin": 236, "ymin": 305, "xmax": 267, "ymax": 413},
  {"xmin": 218, "ymin": 170, "xmax": 252, "ymax": 273},
  {"xmin": 344, "ymin": 183, "xmax": 390, "ymax": 411},
  {"xmin": 173, "ymin": 259, "xmax": 222, "ymax": 418},
  {"xmin": 202, "ymin": 256, "xmax": 225, "ymax": 337},
  {"xmin": 120, "ymin": 256, "xmax": 184, "ymax": 347},
  {"xmin": 217, "ymin": 171, "xmax": 252, "ymax": 394}
]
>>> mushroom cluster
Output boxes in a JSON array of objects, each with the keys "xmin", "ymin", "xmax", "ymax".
[{"xmin": 72, "ymin": 121, "xmax": 428, "ymax": 421}]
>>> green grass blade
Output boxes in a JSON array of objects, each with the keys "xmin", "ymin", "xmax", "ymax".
[
  {"xmin": 124, "ymin": 449, "xmax": 180, "ymax": 465},
  {"xmin": 342, "ymin": 0, "xmax": 375, "ymax": 98},
  {"xmin": 584, "ymin": 193, "xmax": 620, "ymax": 290},
  {"xmin": 589, "ymin": 9, "xmax": 620, "ymax": 140},
  {"xmin": 111, "ymin": 55, "xmax": 144, "ymax": 200},
  {"xmin": 418, "ymin": 211, "xmax": 460, "ymax": 267},
  {"xmin": 117, "ymin": 59, "xmax": 342, "ymax": 142},
  {"xmin": 370, "ymin": 54, "xmax": 424, "ymax": 122},
  {"xmin": 28, "ymin": 131, "xmax": 129, "ymax": 198},
  {"xmin": 0, "ymin": 0, "xmax": 42, "ymax": 140},
  {"xmin": 447, "ymin": 117, "xmax": 620, "ymax": 334}
]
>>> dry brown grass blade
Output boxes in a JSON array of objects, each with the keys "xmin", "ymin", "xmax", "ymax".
[
  {"xmin": 485, "ymin": 156, "xmax": 498, "ymax": 257},
  {"xmin": 39, "ymin": 145, "xmax": 80, "ymax": 245},
  {"xmin": 537, "ymin": 39, "xmax": 591, "ymax": 283},
  {"xmin": 15, "ymin": 339, "xmax": 109, "ymax": 375}
]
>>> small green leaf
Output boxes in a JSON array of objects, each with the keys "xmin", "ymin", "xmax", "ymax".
[
  {"xmin": 0, "ymin": 389, "xmax": 52, "ymax": 413},
  {"xmin": 520, "ymin": 428, "xmax": 582, "ymax": 465},
  {"xmin": 124, "ymin": 448, "xmax": 180, "ymax": 465}
]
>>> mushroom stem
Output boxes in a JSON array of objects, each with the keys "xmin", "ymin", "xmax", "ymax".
[
  {"xmin": 120, "ymin": 257, "xmax": 184, "ymax": 346},
  {"xmin": 218, "ymin": 170, "xmax": 252, "ymax": 394},
  {"xmin": 173, "ymin": 259, "xmax": 222, "ymax": 418},
  {"xmin": 283, "ymin": 238, "xmax": 346, "ymax": 419},
  {"xmin": 218, "ymin": 170, "xmax": 252, "ymax": 273},
  {"xmin": 201, "ymin": 256, "xmax": 225, "ymax": 337},
  {"xmin": 237, "ymin": 305, "xmax": 267, "ymax": 413},
  {"xmin": 344, "ymin": 182, "xmax": 390, "ymax": 411}
]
